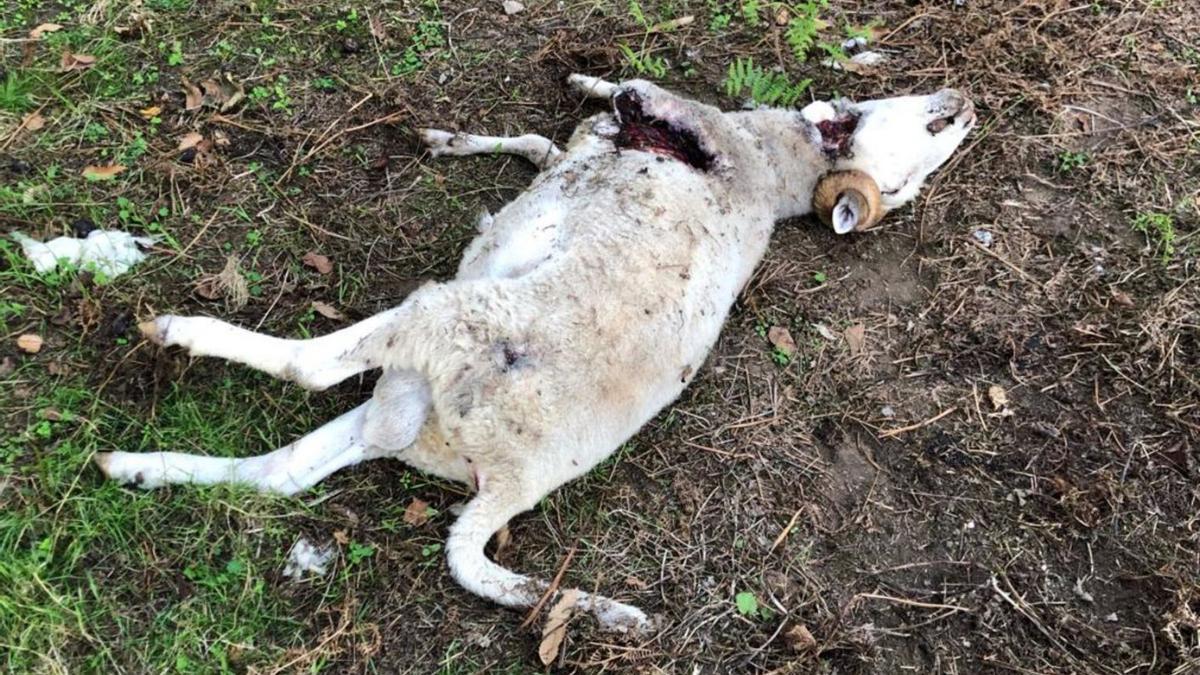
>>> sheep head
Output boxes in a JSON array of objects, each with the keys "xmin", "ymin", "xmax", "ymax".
[{"xmin": 801, "ymin": 89, "xmax": 976, "ymax": 234}]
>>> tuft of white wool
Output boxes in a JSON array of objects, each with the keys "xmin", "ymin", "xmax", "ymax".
[
  {"xmin": 282, "ymin": 537, "xmax": 335, "ymax": 579},
  {"xmin": 12, "ymin": 229, "xmax": 157, "ymax": 277}
]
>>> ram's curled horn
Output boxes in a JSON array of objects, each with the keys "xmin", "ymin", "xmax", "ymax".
[{"xmin": 812, "ymin": 170, "xmax": 884, "ymax": 233}]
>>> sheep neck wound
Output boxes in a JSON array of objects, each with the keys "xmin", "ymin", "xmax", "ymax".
[{"xmin": 613, "ymin": 91, "xmax": 714, "ymax": 171}]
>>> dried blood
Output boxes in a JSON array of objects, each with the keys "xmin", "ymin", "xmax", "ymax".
[{"xmin": 613, "ymin": 90, "xmax": 714, "ymax": 171}]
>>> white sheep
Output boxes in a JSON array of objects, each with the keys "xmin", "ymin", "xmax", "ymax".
[{"xmin": 95, "ymin": 74, "xmax": 975, "ymax": 632}]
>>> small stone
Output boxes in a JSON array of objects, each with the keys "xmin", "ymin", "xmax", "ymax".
[
  {"xmin": 972, "ymin": 229, "xmax": 994, "ymax": 247},
  {"xmin": 503, "ymin": 0, "xmax": 525, "ymax": 14}
]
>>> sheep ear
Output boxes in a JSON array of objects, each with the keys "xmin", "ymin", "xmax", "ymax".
[{"xmin": 831, "ymin": 192, "xmax": 865, "ymax": 234}]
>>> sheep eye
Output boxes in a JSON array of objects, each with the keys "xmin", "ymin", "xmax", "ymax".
[{"xmin": 926, "ymin": 117, "xmax": 952, "ymax": 134}]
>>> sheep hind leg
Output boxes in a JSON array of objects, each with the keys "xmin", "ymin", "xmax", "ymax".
[
  {"xmin": 446, "ymin": 481, "xmax": 652, "ymax": 634},
  {"xmin": 138, "ymin": 304, "xmax": 410, "ymax": 391},
  {"xmin": 94, "ymin": 403, "xmax": 379, "ymax": 495}
]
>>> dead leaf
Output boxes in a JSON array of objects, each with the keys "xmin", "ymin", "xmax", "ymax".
[
  {"xmin": 988, "ymin": 385, "xmax": 1009, "ymax": 410},
  {"xmin": 60, "ymin": 51, "xmax": 97, "ymax": 71},
  {"xmin": 207, "ymin": 75, "xmax": 245, "ymax": 112},
  {"xmin": 212, "ymin": 129, "xmax": 230, "ymax": 147},
  {"xmin": 177, "ymin": 132, "xmax": 204, "ymax": 151},
  {"xmin": 625, "ymin": 575, "xmax": 647, "ymax": 589},
  {"xmin": 0, "ymin": 356, "xmax": 17, "ymax": 376},
  {"xmin": 195, "ymin": 256, "xmax": 249, "ymax": 308},
  {"xmin": 402, "ymin": 498, "xmax": 430, "ymax": 526},
  {"xmin": 20, "ymin": 112, "xmax": 45, "ymax": 132},
  {"xmin": 302, "ymin": 251, "xmax": 333, "ymax": 275},
  {"xmin": 767, "ymin": 326, "xmax": 796, "ymax": 356},
  {"xmin": 494, "ymin": 525, "xmax": 512, "ymax": 556},
  {"xmin": 82, "ymin": 164, "xmax": 125, "ymax": 180},
  {"xmin": 538, "ymin": 589, "xmax": 580, "ymax": 666},
  {"xmin": 368, "ymin": 14, "xmax": 388, "ymax": 41},
  {"xmin": 30, "ymin": 23, "xmax": 64, "ymax": 40},
  {"xmin": 46, "ymin": 360, "xmax": 71, "ymax": 376},
  {"xmin": 774, "ymin": 6, "xmax": 790, "ymax": 24},
  {"xmin": 199, "ymin": 79, "xmax": 227, "ymax": 105},
  {"xmin": 814, "ymin": 323, "xmax": 838, "ymax": 341},
  {"xmin": 784, "ymin": 623, "xmax": 817, "ymax": 652},
  {"xmin": 17, "ymin": 334, "xmax": 44, "ymax": 354},
  {"xmin": 1111, "ymin": 289, "xmax": 1134, "ymax": 307},
  {"xmin": 182, "ymin": 78, "xmax": 203, "ymax": 110},
  {"xmin": 139, "ymin": 105, "xmax": 162, "ymax": 119},
  {"xmin": 41, "ymin": 408, "xmax": 63, "ymax": 421},
  {"xmin": 333, "ymin": 529, "xmax": 349, "ymax": 545},
  {"xmin": 311, "ymin": 301, "xmax": 345, "ymax": 321},
  {"xmin": 844, "ymin": 323, "xmax": 866, "ymax": 356}
]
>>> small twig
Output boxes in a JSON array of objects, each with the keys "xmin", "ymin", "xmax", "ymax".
[
  {"xmin": 769, "ymin": 506, "xmax": 806, "ymax": 553},
  {"xmin": 971, "ymin": 240, "xmax": 1043, "ymax": 287},
  {"xmin": 520, "ymin": 545, "xmax": 577, "ymax": 630},
  {"xmin": 878, "ymin": 407, "xmax": 957, "ymax": 438},
  {"xmin": 853, "ymin": 592, "xmax": 970, "ymax": 613}
]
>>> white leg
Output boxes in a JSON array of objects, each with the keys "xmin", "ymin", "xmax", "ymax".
[
  {"xmin": 95, "ymin": 403, "xmax": 373, "ymax": 495},
  {"xmin": 139, "ymin": 305, "xmax": 406, "ymax": 390},
  {"xmin": 446, "ymin": 485, "xmax": 652, "ymax": 633},
  {"xmin": 419, "ymin": 129, "xmax": 562, "ymax": 170},
  {"xmin": 568, "ymin": 73, "xmax": 619, "ymax": 100}
]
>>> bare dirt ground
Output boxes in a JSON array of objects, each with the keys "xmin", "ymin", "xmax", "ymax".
[{"xmin": 2, "ymin": 0, "xmax": 1198, "ymax": 673}]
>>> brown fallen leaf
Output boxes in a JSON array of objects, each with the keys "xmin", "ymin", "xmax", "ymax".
[
  {"xmin": 20, "ymin": 112, "xmax": 45, "ymax": 132},
  {"xmin": 844, "ymin": 323, "xmax": 866, "ymax": 356},
  {"xmin": 139, "ymin": 105, "xmax": 162, "ymax": 119},
  {"xmin": 29, "ymin": 23, "xmax": 64, "ymax": 40},
  {"xmin": 199, "ymin": 75, "xmax": 245, "ymax": 112},
  {"xmin": 333, "ymin": 529, "xmax": 350, "ymax": 545},
  {"xmin": 988, "ymin": 384, "xmax": 1009, "ymax": 410},
  {"xmin": 403, "ymin": 498, "xmax": 430, "ymax": 526},
  {"xmin": 60, "ymin": 51, "xmax": 97, "ymax": 71},
  {"xmin": 195, "ymin": 256, "xmax": 249, "ymax": 309},
  {"xmin": 538, "ymin": 589, "xmax": 580, "ymax": 666},
  {"xmin": 625, "ymin": 575, "xmax": 648, "ymax": 590},
  {"xmin": 784, "ymin": 623, "xmax": 817, "ymax": 652},
  {"xmin": 1111, "ymin": 289, "xmax": 1134, "ymax": 307},
  {"xmin": 311, "ymin": 300, "xmax": 345, "ymax": 321},
  {"xmin": 17, "ymin": 334, "xmax": 44, "ymax": 354},
  {"xmin": 82, "ymin": 164, "xmax": 126, "ymax": 180},
  {"xmin": 368, "ymin": 14, "xmax": 389, "ymax": 41},
  {"xmin": 493, "ymin": 524, "xmax": 512, "ymax": 558},
  {"xmin": 177, "ymin": 131, "xmax": 204, "ymax": 151},
  {"xmin": 0, "ymin": 356, "xmax": 16, "ymax": 376},
  {"xmin": 199, "ymin": 79, "xmax": 227, "ymax": 106},
  {"xmin": 302, "ymin": 251, "xmax": 334, "ymax": 275},
  {"xmin": 182, "ymin": 78, "xmax": 203, "ymax": 110},
  {"xmin": 767, "ymin": 326, "xmax": 796, "ymax": 356}
]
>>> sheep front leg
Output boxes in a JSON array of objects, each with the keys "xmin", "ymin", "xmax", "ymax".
[
  {"xmin": 419, "ymin": 129, "xmax": 562, "ymax": 170},
  {"xmin": 567, "ymin": 73, "xmax": 619, "ymax": 100}
]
